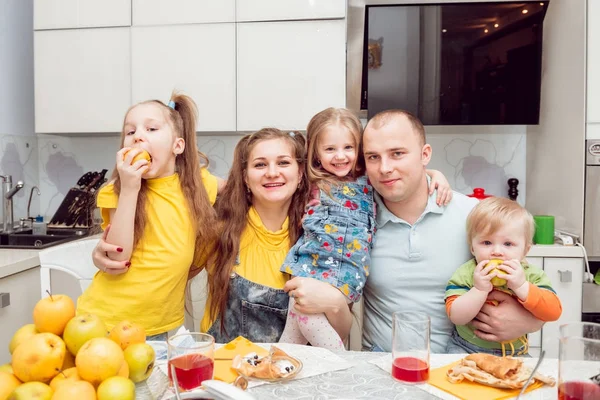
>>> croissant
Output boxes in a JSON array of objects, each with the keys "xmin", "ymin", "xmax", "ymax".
[
  {"xmin": 447, "ymin": 354, "xmax": 555, "ymax": 389},
  {"xmin": 232, "ymin": 345, "xmax": 301, "ymax": 380}
]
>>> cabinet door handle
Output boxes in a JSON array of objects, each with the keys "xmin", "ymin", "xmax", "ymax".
[
  {"xmin": 558, "ymin": 270, "xmax": 572, "ymax": 283},
  {"xmin": 0, "ymin": 292, "xmax": 9, "ymax": 308}
]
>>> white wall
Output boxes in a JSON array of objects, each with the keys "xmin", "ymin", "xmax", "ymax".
[
  {"xmin": 526, "ymin": 0, "xmax": 586, "ymax": 236},
  {"xmin": 0, "ymin": 0, "xmax": 40, "ymax": 222}
]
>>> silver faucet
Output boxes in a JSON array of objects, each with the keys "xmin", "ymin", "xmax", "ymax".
[
  {"xmin": 0, "ymin": 175, "xmax": 24, "ymax": 233},
  {"xmin": 27, "ymin": 186, "xmax": 41, "ymax": 221}
]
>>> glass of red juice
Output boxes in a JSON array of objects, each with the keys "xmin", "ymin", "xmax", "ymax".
[
  {"xmin": 391, "ymin": 311, "xmax": 430, "ymax": 384},
  {"xmin": 559, "ymin": 322, "xmax": 600, "ymax": 400},
  {"xmin": 167, "ymin": 332, "xmax": 215, "ymax": 392}
]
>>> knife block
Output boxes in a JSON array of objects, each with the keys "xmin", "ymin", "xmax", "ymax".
[{"xmin": 48, "ymin": 188, "xmax": 96, "ymax": 228}]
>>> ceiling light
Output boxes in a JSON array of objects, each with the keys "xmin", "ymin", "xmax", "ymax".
[
  {"xmin": 494, "ymin": 23, "xmax": 499, "ymax": 28},
  {"xmin": 484, "ymin": 29, "xmax": 489, "ymax": 33},
  {"xmin": 522, "ymin": 9, "xmax": 529, "ymax": 14},
  {"xmin": 540, "ymin": 2, "xmax": 544, "ymax": 5},
  {"xmin": 442, "ymin": 29, "xmax": 447, "ymax": 33}
]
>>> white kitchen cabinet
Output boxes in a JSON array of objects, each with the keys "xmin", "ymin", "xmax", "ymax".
[
  {"xmin": 34, "ymin": 28, "xmax": 131, "ymax": 134},
  {"xmin": 541, "ymin": 257, "xmax": 583, "ymax": 358},
  {"xmin": 0, "ymin": 267, "xmax": 41, "ymax": 364},
  {"xmin": 236, "ymin": 0, "xmax": 345, "ymax": 22},
  {"xmin": 131, "ymin": 24, "xmax": 236, "ymax": 132},
  {"xmin": 237, "ymin": 20, "xmax": 346, "ymax": 131},
  {"xmin": 588, "ymin": 0, "xmax": 600, "ymax": 124},
  {"xmin": 132, "ymin": 0, "xmax": 235, "ymax": 25},
  {"xmin": 34, "ymin": 0, "xmax": 131, "ymax": 30}
]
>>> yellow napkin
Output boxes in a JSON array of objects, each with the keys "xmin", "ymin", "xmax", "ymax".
[
  {"xmin": 427, "ymin": 361, "xmax": 545, "ymax": 400},
  {"xmin": 213, "ymin": 336, "xmax": 269, "ymax": 383}
]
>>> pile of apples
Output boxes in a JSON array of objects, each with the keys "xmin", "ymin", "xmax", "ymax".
[{"xmin": 0, "ymin": 293, "xmax": 156, "ymax": 400}]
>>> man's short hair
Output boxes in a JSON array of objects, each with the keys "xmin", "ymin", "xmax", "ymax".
[{"xmin": 366, "ymin": 109, "xmax": 426, "ymax": 146}]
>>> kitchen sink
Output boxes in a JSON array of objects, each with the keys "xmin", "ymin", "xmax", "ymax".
[{"xmin": 0, "ymin": 228, "xmax": 89, "ymax": 249}]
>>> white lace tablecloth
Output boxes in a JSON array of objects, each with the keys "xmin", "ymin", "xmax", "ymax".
[
  {"xmin": 248, "ymin": 352, "xmax": 560, "ymax": 400},
  {"xmin": 137, "ymin": 349, "xmax": 560, "ymax": 400}
]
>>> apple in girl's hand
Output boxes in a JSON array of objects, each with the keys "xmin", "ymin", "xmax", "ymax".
[
  {"xmin": 124, "ymin": 149, "xmax": 152, "ymax": 165},
  {"xmin": 487, "ymin": 259, "xmax": 507, "ymax": 287}
]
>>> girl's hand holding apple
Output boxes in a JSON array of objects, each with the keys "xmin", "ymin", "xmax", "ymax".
[{"xmin": 116, "ymin": 147, "xmax": 150, "ymax": 192}]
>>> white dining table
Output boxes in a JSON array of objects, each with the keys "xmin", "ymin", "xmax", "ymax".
[{"xmin": 137, "ymin": 347, "xmax": 560, "ymax": 400}]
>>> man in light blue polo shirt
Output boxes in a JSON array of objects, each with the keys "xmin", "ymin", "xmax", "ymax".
[{"xmin": 361, "ymin": 110, "xmax": 543, "ymax": 353}]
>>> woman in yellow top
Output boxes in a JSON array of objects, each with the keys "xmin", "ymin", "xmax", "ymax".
[
  {"xmin": 198, "ymin": 128, "xmax": 357, "ymax": 342},
  {"xmin": 78, "ymin": 92, "xmax": 223, "ymax": 339}
]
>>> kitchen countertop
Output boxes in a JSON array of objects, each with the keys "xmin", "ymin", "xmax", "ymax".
[
  {"xmin": 0, "ymin": 248, "xmax": 41, "ymax": 279},
  {"xmin": 528, "ymin": 244, "xmax": 585, "ymax": 258},
  {"xmin": 0, "ymin": 243, "xmax": 585, "ymax": 280}
]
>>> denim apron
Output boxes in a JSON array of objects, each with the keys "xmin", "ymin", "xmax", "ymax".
[{"xmin": 207, "ymin": 269, "xmax": 289, "ymax": 343}]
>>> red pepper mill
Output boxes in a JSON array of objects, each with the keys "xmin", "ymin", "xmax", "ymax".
[{"xmin": 467, "ymin": 188, "xmax": 492, "ymax": 200}]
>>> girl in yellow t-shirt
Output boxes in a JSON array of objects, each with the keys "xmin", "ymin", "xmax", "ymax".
[{"xmin": 77, "ymin": 92, "xmax": 221, "ymax": 339}]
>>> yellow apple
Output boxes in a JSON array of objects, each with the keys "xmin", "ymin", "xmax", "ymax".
[
  {"xmin": 123, "ymin": 342, "xmax": 155, "ymax": 383},
  {"xmin": 8, "ymin": 324, "xmax": 38, "ymax": 354},
  {"xmin": 12, "ymin": 332, "xmax": 66, "ymax": 383},
  {"xmin": 8, "ymin": 381, "xmax": 53, "ymax": 400},
  {"xmin": 61, "ymin": 350, "xmax": 75, "ymax": 370},
  {"xmin": 0, "ymin": 363, "xmax": 13, "ymax": 374},
  {"xmin": 97, "ymin": 376, "xmax": 135, "ymax": 400},
  {"xmin": 33, "ymin": 294, "xmax": 76, "ymax": 336},
  {"xmin": 49, "ymin": 367, "xmax": 80, "ymax": 392},
  {"xmin": 487, "ymin": 259, "xmax": 507, "ymax": 287},
  {"xmin": 51, "ymin": 380, "xmax": 96, "ymax": 400},
  {"xmin": 76, "ymin": 337, "xmax": 124, "ymax": 386},
  {"xmin": 117, "ymin": 361, "xmax": 129, "ymax": 378},
  {"xmin": 63, "ymin": 314, "xmax": 108, "ymax": 356},
  {"xmin": 0, "ymin": 371, "xmax": 21, "ymax": 399},
  {"xmin": 108, "ymin": 320, "xmax": 145, "ymax": 351}
]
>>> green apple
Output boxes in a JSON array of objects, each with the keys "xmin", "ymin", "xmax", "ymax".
[
  {"xmin": 97, "ymin": 376, "xmax": 135, "ymax": 400},
  {"xmin": 62, "ymin": 313, "xmax": 107, "ymax": 356},
  {"xmin": 8, "ymin": 381, "xmax": 53, "ymax": 400},
  {"xmin": 123, "ymin": 342, "xmax": 155, "ymax": 383}
]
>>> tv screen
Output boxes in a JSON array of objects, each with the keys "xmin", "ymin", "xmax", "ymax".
[{"xmin": 362, "ymin": 1, "xmax": 549, "ymax": 125}]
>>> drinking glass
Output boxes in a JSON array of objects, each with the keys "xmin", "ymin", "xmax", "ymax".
[
  {"xmin": 391, "ymin": 311, "xmax": 430, "ymax": 384},
  {"xmin": 167, "ymin": 332, "xmax": 215, "ymax": 391},
  {"xmin": 559, "ymin": 322, "xmax": 600, "ymax": 400}
]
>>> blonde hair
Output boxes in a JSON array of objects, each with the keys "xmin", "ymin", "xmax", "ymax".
[
  {"xmin": 110, "ymin": 91, "xmax": 217, "ymax": 270},
  {"xmin": 306, "ymin": 108, "xmax": 365, "ymax": 191},
  {"xmin": 467, "ymin": 197, "xmax": 535, "ymax": 245}
]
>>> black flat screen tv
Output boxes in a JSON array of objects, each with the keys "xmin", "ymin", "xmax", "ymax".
[{"xmin": 362, "ymin": 1, "xmax": 549, "ymax": 125}]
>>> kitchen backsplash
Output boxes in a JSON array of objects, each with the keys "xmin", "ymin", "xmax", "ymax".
[{"xmin": 0, "ymin": 130, "xmax": 526, "ymax": 222}]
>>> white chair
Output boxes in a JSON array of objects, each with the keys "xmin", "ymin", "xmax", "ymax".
[
  {"xmin": 38, "ymin": 238, "xmax": 100, "ymax": 299},
  {"xmin": 184, "ymin": 269, "xmax": 209, "ymax": 331},
  {"xmin": 348, "ymin": 297, "xmax": 364, "ymax": 351}
]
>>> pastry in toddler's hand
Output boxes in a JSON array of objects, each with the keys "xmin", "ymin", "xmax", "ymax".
[{"xmin": 232, "ymin": 345, "xmax": 302, "ymax": 381}]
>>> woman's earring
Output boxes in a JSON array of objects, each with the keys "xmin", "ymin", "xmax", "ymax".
[{"xmin": 246, "ymin": 185, "xmax": 251, "ymax": 193}]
